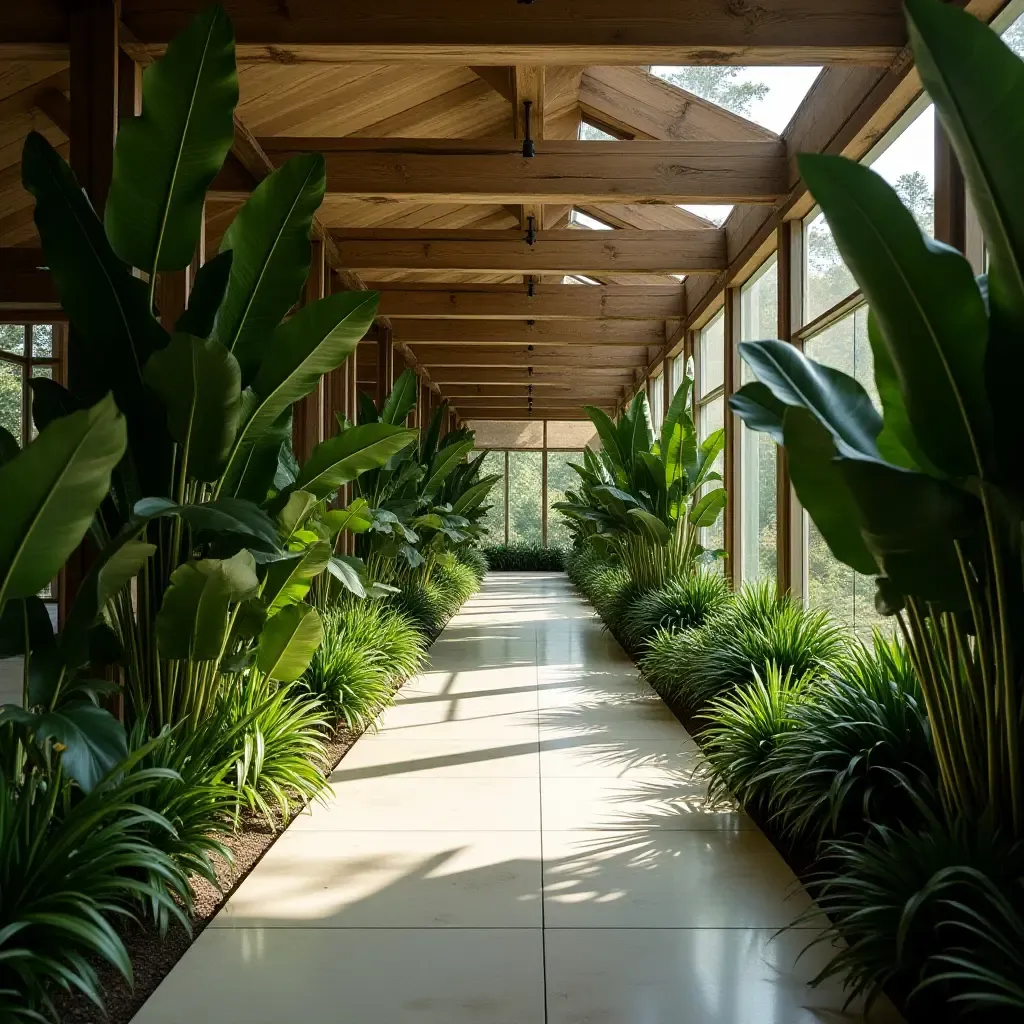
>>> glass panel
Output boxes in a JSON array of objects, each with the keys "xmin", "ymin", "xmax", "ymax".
[
  {"xmin": 580, "ymin": 122, "xmax": 617, "ymax": 141},
  {"xmin": 698, "ymin": 310, "xmax": 725, "ymax": 398},
  {"xmin": 507, "ymin": 451, "xmax": 543, "ymax": 546},
  {"xmin": 475, "ymin": 450, "xmax": 506, "ymax": 545},
  {"xmin": 671, "ymin": 353, "xmax": 685, "ymax": 393},
  {"xmin": 649, "ymin": 375, "xmax": 664, "ymax": 432},
  {"xmin": 698, "ymin": 395, "xmax": 725, "ymax": 554},
  {"xmin": 546, "ymin": 451, "xmax": 582, "ymax": 549},
  {"xmin": 649, "ymin": 66, "xmax": 821, "ymax": 133},
  {"xmin": 0, "ymin": 324, "xmax": 26, "ymax": 356},
  {"xmin": 866, "ymin": 105, "xmax": 935, "ymax": 238},
  {"xmin": 30, "ymin": 365, "xmax": 52, "ymax": 440},
  {"xmin": 678, "ymin": 204, "xmax": 733, "ymax": 225},
  {"xmin": 31, "ymin": 324, "xmax": 54, "ymax": 359},
  {"xmin": 740, "ymin": 256, "xmax": 779, "ymax": 583},
  {"xmin": 1004, "ymin": 10, "xmax": 1024, "ymax": 56},
  {"xmin": 804, "ymin": 307, "xmax": 889, "ymax": 641},
  {"xmin": 804, "ymin": 209, "xmax": 858, "ymax": 322},
  {"xmin": 0, "ymin": 360, "xmax": 24, "ymax": 444}
]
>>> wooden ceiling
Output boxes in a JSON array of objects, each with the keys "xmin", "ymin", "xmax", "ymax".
[{"xmin": 0, "ymin": 1, "xmax": 1006, "ymax": 419}]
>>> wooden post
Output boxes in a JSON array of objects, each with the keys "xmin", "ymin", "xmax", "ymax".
[
  {"xmin": 934, "ymin": 123, "xmax": 966, "ymax": 253},
  {"xmin": 375, "ymin": 324, "xmax": 394, "ymax": 409},
  {"xmin": 776, "ymin": 222, "xmax": 795, "ymax": 598},
  {"xmin": 292, "ymin": 240, "xmax": 326, "ymax": 463},
  {"xmin": 541, "ymin": 420, "xmax": 549, "ymax": 548},
  {"xmin": 64, "ymin": 0, "xmax": 119, "ymax": 629},
  {"xmin": 723, "ymin": 287, "xmax": 738, "ymax": 587},
  {"xmin": 662, "ymin": 356, "xmax": 671, "ymax": 410},
  {"xmin": 503, "ymin": 450, "xmax": 510, "ymax": 545}
]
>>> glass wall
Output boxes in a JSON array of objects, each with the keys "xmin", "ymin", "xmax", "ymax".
[
  {"xmin": 507, "ymin": 451, "xmax": 543, "ymax": 545},
  {"xmin": 546, "ymin": 451, "xmax": 582, "ymax": 549},
  {"xmin": 0, "ymin": 324, "xmax": 58, "ymax": 445},
  {"xmin": 696, "ymin": 310, "xmax": 726, "ymax": 554},
  {"xmin": 648, "ymin": 372, "xmax": 664, "ymax": 432},
  {"xmin": 739, "ymin": 256, "xmax": 778, "ymax": 584},
  {"xmin": 476, "ymin": 450, "xmax": 506, "ymax": 545}
]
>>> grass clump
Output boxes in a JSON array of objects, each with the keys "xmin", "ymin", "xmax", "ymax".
[
  {"xmin": 619, "ymin": 570, "xmax": 730, "ymax": 653},
  {"xmin": 484, "ymin": 544, "xmax": 566, "ymax": 571}
]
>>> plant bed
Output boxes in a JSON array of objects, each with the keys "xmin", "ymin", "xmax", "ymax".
[{"xmin": 483, "ymin": 544, "xmax": 566, "ymax": 572}]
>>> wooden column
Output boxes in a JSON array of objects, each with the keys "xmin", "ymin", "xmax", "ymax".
[
  {"xmin": 934, "ymin": 123, "xmax": 966, "ymax": 253},
  {"xmin": 723, "ymin": 287, "xmax": 738, "ymax": 587},
  {"xmin": 541, "ymin": 420, "xmax": 549, "ymax": 548},
  {"xmin": 375, "ymin": 325, "xmax": 394, "ymax": 409},
  {"xmin": 293, "ymin": 240, "xmax": 327, "ymax": 463},
  {"xmin": 662, "ymin": 356, "xmax": 671, "ymax": 410},
  {"xmin": 776, "ymin": 222, "xmax": 795, "ymax": 598},
  {"xmin": 64, "ymin": 0, "xmax": 119, "ymax": 628}
]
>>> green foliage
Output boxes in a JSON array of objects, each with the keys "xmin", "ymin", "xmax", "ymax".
[
  {"xmin": 484, "ymin": 544, "xmax": 566, "ymax": 571},
  {"xmin": 619, "ymin": 570, "xmax": 730, "ymax": 652},
  {"xmin": 730, "ymin": 0, "xmax": 1024, "ymax": 830},
  {"xmin": 432, "ymin": 556, "xmax": 481, "ymax": 612},
  {"xmin": 585, "ymin": 563, "xmax": 635, "ymax": 624},
  {"xmin": 765, "ymin": 633, "xmax": 936, "ymax": 842},
  {"xmin": 301, "ymin": 602, "xmax": 425, "ymax": 731},
  {"xmin": 0, "ymin": 754, "xmax": 192, "ymax": 1022},
  {"xmin": 455, "ymin": 544, "xmax": 488, "ymax": 583},
  {"xmin": 699, "ymin": 664, "xmax": 809, "ymax": 808},
  {"xmin": 391, "ymin": 579, "xmax": 450, "ymax": 637}
]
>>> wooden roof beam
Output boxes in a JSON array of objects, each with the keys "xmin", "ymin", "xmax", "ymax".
[
  {"xmin": 372, "ymin": 282, "xmax": 684, "ymax": 320},
  {"xmin": 428, "ymin": 367, "xmax": 635, "ymax": 385},
  {"xmin": 211, "ymin": 139, "xmax": 788, "ymax": 205},
  {"xmin": 331, "ymin": 228, "xmax": 726, "ymax": 275},
  {"xmin": 5, "ymin": 1, "xmax": 911, "ymax": 65},
  {"xmin": 389, "ymin": 318, "xmax": 667, "ymax": 345},
  {"xmin": 440, "ymin": 383, "xmax": 623, "ymax": 399},
  {"xmin": 407, "ymin": 344, "xmax": 648, "ymax": 368}
]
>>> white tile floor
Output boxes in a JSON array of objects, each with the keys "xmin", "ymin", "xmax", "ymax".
[{"xmin": 133, "ymin": 572, "xmax": 902, "ymax": 1024}]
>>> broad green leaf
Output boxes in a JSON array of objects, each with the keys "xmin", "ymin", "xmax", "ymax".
[
  {"xmin": 739, "ymin": 339, "xmax": 882, "ymax": 460},
  {"xmin": 227, "ymin": 406, "xmax": 291, "ymax": 503},
  {"xmin": 296, "ymin": 423, "xmax": 417, "ymax": 498},
  {"xmin": 729, "ymin": 381, "xmax": 785, "ymax": 445},
  {"xmin": 424, "ymin": 439, "xmax": 473, "ymax": 498},
  {"xmin": 626, "ymin": 507, "xmax": 671, "ymax": 544},
  {"xmin": 420, "ymin": 401, "xmax": 447, "ymax": 467},
  {"xmin": 105, "ymin": 4, "xmax": 237, "ymax": 276},
  {"xmin": 783, "ymin": 407, "xmax": 877, "ymax": 576},
  {"xmin": 0, "ymin": 596, "xmax": 54, "ymax": 658},
  {"xmin": 799, "ymin": 152, "xmax": 989, "ymax": 477},
  {"xmin": 627, "ymin": 390, "xmax": 654, "ymax": 464},
  {"xmin": 22, "ymin": 132, "xmax": 169, "ymax": 407},
  {"xmin": 0, "ymin": 427, "xmax": 18, "ymax": 464},
  {"xmin": 144, "ymin": 333, "xmax": 242, "ymax": 481},
  {"xmin": 175, "ymin": 249, "xmax": 233, "ymax": 337},
  {"xmin": 325, "ymin": 554, "xmax": 368, "ymax": 598},
  {"xmin": 694, "ymin": 429, "xmax": 726, "ymax": 488},
  {"xmin": 452, "ymin": 476, "xmax": 500, "ymax": 516},
  {"xmin": 358, "ymin": 389, "xmax": 380, "ymax": 426},
  {"xmin": 224, "ymin": 290, "xmax": 379, "ymax": 481},
  {"xmin": 276, "ymin": 490, "xmax": 319, "ymax": 542},
  {"xmin": 660, "ymin": 375, "xmax": 694, "ymax": 461},
  {"xmin": 585, "ymin": 405, "xmax": 624, "ymax": 468},
  {"xmin": 906, "ymin": 0, "xmax": 1024, "ymax": 334},
  {"xmin": 262, "ymin": 541, "xmax": 331, "ymax": 611},
  {"xmin": 688, "ymin": 488, "xmax": 727, "ymax": 528},
  {"xmin": 134, "ymin": 496, "xmax": 280, "ymax": 551},
  {"xmin": 32, "ymin": 702, "xmax": 127, "ymax": 792},
  {"xmin": 381, "ymin": 368, "xmax": 419, "ymax": 425},
  {"xmin": 212, "ymin": 153, "xmax": 327, "ymax": 380},
  {"xmin": 0, "ymin": 395, "xmax": 126, "ymax": 607},
  {"xmin": 322, "ymin": 499, "xmax": 372, "ymax": 536},
  {"xmin": 257, "ymin": 603, "xmax": 323, "ymax": 682}
]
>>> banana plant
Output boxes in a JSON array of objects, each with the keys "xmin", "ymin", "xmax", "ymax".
[
  {"xmin": 0, "ymin": 395, "xmax": 132, "ymax": 791},
  {"xmin": 21, "ymin": 5, "xmax": 380, "ymax": 733},
  {"xmin": 729, "ymin": 0, "xmax": 1024, "ymax": 833},
  {"xmin": 555, "ymin": 382, "xmax": 726, "ymax": 588}
]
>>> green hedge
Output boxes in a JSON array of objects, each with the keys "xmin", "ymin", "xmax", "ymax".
[{"xmin": 483, "ymin": 544, "xmax": 566, "ymax": 571}]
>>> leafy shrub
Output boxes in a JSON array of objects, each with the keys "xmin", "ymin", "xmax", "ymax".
[
  {"xmin": 456, "ymin": 545, "xmax": 488, "ymax": 583},
  {"xmin": 484, "ymin": 544, "xmax": 566, "ymax": 571},
  {"xmin": 620, "ymin": 570, "xmax": 731, "ymax": 652},
  {"xmin": 433, "ymin": 555, "xmax": 481, "ymax": 610},
  {"xmin": 302, "ymin": 602, "xmax": 425, "ymax": 731},
  {"xmin": 699, "ymin": 664, "xmax": 809, "ymax": 808},
  {"xmin": 766, "ymin": 633, "xmax": 936, "ymax": 842},
  {"xmin": 586, "ymin": 563, "xmax": 636, "ymax": 623},
  {"xmin": 0, "ymin": 755, "xmax": 192, "ymax": 1022},
  {"xmin": 644, "ymin": 580, "xmax": 848, "ymax": 710},
  {"xmin": 217, "ymin": 677, "xmax": 331, "ymax": 826},
  {"xmin": 807, "ymin": 812, "xmax": 1024, "ymax": 1017}
]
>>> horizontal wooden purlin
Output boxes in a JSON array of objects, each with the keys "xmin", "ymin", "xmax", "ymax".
[
  {"xmin": 371, "ymin": 283, "xmax": 683, "ymax": 320},
  {"xmin": 410, "ymin": 345, "xmax": 645, "ymax": 368},
  {"xmin": 430, "ymin": 367, "xmax": 633, "ymax": 385},
  {"xmin": 458, "ymin": 408, "xmax": 608, "ymax": 421},
  {"xmin": 388, "ymin": 318, "xmax": 666, "ymax": 346},
  {"xmin": 209, "ymin": 139, "xmax": 788, "ymax": 205},
  {"xmin": 442, "ymin": 384, "xmax": 623, "ymax": 400},
  {"xmin": 0, "ymin": 248, "xmax": 59, "ymax": 311},
  {"xmin": 333, "ymin": 228, "xmax": 724, "ymax": 275},
  {"xmin": 454, "ymin": 396, "xmax": 611, "ymax": 409},
  {"xmin": 0, "ymin": 1, "xmax": 909, "ymax": 66}
]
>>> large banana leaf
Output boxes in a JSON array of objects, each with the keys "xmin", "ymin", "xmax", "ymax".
[
  {"xmin": 275, "ymin": 490, "xmax": 319, "ymax": 542},
  {"xmin": 104, "ymin": 4, "xmax": 237, "ymax": 277},
  {"xmin": 295, "ymin": 423, "xmax": 417, "ymax": 499},
  {"xmin": 585, "ymin": 406, "xmax": 624, "ymax": 470},
  {"xmin": 257, "ymin": 603, "xmax": 323, "ymax": 682},
  {"xmin": 424, "ymin": 439, "xmax": 473, "ymax": 498},
  {"xmin": 144, "ymin": 333, "xmax": 242, "ymax": 481},
  {"xmin": 176, "ymin": 250, "xmax": 233, "ymax": 338},
  {"xmin": 798, "ymin": 152, "xmax": 989, "ymax": 478},
  {"xmin": 134, "ymin": 496, "xmax": 281, "ymax": 551},
  {"xmin": 688, "ymin": 488, "xmax": 727, "ymax": 529},
  {"xmin": 381, "ymin": 368, "xmax": 420, "ymax": 425},
  {"xmin": 212, "ymin": 153, "xmax": 327, "ymax": 381},
  {"xmin": 262, "ymin": 541, "xmax": 331, "ymax": 611},
  {"xmin": 321, "ymin": 499, "xmax": 372, "ymax": 536},
  {"xmin": 0, "ymin": 394, "xmax": 126, "ymax": 608},
  {"xmin": 452, "ymin": 475, "xmax": 500, "ymax": 516},
  {"xmin": 223, "ymin": 291, "xmax": 379, "ymax": 483}
]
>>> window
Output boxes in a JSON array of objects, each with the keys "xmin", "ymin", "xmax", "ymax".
[
  {"xmin": 546, "ymin": 451, "xmax": 584, "ymax": 549},
  {"xmin": 507, "ymin": 451, "xmax": 543, "ymax": 546},
  {"xmin": 696, "ymin": 310, "xmax": 726, "ymax": 554},
  {"xmin": 475, "ymin": 450, "xmax": 506, "ymax": 545},
  {"xmin": 739, "ymin": 257, "xmax": 778, "ymax": 584},
  {"xmin": 671, "ymin": 353, "xmax": 686, "ymax": 394},
  {"xmin": 649, "ymin": 373, "xmax": 664, "ymax": 433},
  {"xmin": 0, "ymin": 324, "xmax": 59, "ymax": 446}
]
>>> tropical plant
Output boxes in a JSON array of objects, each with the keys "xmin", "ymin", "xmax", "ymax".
[
  {"xmin": 619, "ymin": 569, "xmax": 731, "ymax": 652},
  {"xmin": 729, "ymin": 0, "xmax": 1024, "ymax": 833},
  {"xmin": 764, "ymin": 633, "xmax": 936, "ymax": 842},
  {"xmin": 484, "ymin": 544, "xmax": 566, "ymax": 571},
  {"xmin": 19, "ymin": 5, "xmax": 400, "ymax": 737},
  {"xmin": 456, "ymin": 544, "xmax": 489, "ymax": 583},
  {"xmin": 699, "ymin": 663, "xmax": 809, "ymax": 808},
  {"xmin": 0, "ymin": 749, "xmax": 192, "ymax": 1022},
  {"xmin": 555, "ymin": 381, "xmax": 726, "ymax": 588}
]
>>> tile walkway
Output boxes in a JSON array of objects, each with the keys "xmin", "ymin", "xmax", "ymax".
[{"xmin": 134, "ymin": 572, "xmax": 901, "ymax": 1023}]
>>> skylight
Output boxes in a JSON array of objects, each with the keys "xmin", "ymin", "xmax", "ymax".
[
  {"xmin": 579, "ymin": 122, "xmax": 617, "ymax": 141},
  {"xmin": 570, "ymin": 209, "xmax": 613, "ymax": 230},
  {"xmin": 678, "ymin": 205, "xmax": 733, "ymax": 226},
  {"xmin": 563, "ymin": 275, "xmax": 602, "ymax": 285},
  {"xmin": 650, "ymin": 66, "xmax": 822, "ymax": 134}
]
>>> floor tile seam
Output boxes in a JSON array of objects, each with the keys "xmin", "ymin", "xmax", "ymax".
[{"xmin": 201, "ymin": 925, "xmax": 548, "ymax": 932}]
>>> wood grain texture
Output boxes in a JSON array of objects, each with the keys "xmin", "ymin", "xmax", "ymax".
[
  {"xmin": 407, "ymin": 343, "xmax": 648, "ymax": 367},
  {"xmin": 389, "ymin": 318, "xmax": 666, "ymax": 345}
]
